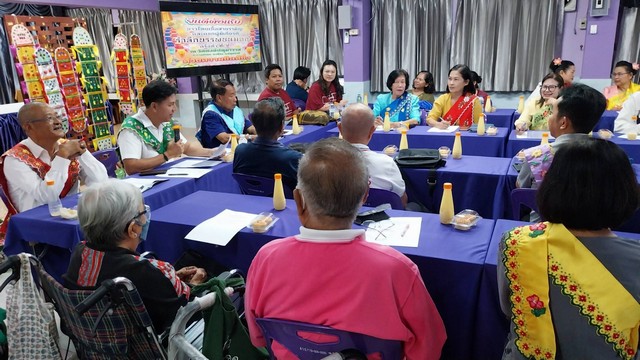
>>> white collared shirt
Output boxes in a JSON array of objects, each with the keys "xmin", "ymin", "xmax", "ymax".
[
  {"xmin": 117, "ymin": 109, "xmax": 186, "ymax": 160},
  {"xmin": 295, "ymin": 226, "xmax": 365, "ymax": 243},
  {"xmin": 351, "ymin": 143, "xmax": 406, "ymax": 197},
  {"xmin": 614, "ymin": 92, "xmax": 640, "ymax": 134},
  {"xmin": 3, "ymin": 138, "xmax": 108, "ymax": 212}
]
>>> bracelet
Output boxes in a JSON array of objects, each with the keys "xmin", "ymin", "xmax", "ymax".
[{"xmin": 162, "ymin": 153, "xmax": 169, "ymax": 162}]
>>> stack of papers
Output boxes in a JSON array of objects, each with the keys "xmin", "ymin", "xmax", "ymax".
[
  {"xmin": 185, "ymin": 209, "xmax": 257, "ymax": 246},
  {"xmin": 171, "ymin": 158, "xmax": 222, "ymax": 168},
  {"xmin": 121, "ymin": 178, "xmax": 167, "ymax": 192}
]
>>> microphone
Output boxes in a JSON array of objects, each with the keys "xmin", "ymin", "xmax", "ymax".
[{"xmin": 172, "ymin": 122, "xmax": 181, "ymax": 143}]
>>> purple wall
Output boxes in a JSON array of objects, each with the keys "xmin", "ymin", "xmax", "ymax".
[
  {"xmin": 342, "ymin": 0, "xmax": 370, "ymax": 82},
  {"xmin": 11, "ymin": 0, "xmax": 160, "ymax": 11},
  {"xmin": 582, "ymin": 0, "xmax": 620, "ymax": 78},
  {"xmin": 561, "ymin": 0, "xmax": 621, "ymax": 79}
]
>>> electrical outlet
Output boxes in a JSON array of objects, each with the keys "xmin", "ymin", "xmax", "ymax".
[
  {"xmin": 579, "ymin": 18, "xmax": 587, "ymax": 29},
  {"xmin": 595, "ymin": 0, "xmax": 604, "ymax": 9}
]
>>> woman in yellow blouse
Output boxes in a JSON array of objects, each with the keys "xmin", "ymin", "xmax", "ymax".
[
  {"xmin": 514, "ymin": 73, "xmax": 564, "ymax": 133},
  {"xmin": 603, "ymin": 61, "xmax": 640, "ymax": 110},
  {"xmin": 426, "ymin": 64, "xmax": 481, "ymax": 130}
]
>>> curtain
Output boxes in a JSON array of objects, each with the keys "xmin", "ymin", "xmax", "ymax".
[
  {"xmin": 65, "ymin": 8, "xmax": 115, "ymax": 91},
  {"xmin": 370, "ymin": 0, "xmax": 452, "ymax": 92},
  {"xmin": 615, "ymin": 7, "xmax": 640, "ymax": 83},
  {"xmin": 0, "ymin": 4, "xmax": 53, "ymax": 104},
  {"xmin": 117, "ymin": 10, "xmax": 165, "ymax": 79},
  {"xmin": 450, "ymin": 0, "xmax": 563, "ymax": 91},
  {"xmin": 200, "ymin": 0, "xmax": 343, "ymax": 94}
]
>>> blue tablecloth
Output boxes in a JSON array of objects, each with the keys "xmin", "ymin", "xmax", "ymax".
[
  {"xmin": 507, "ymin": 130, "xmax": 640, "ymax": 163},
  {"xmin": 148, "ymin": 190, "xmax": 496, "ymax": 359},
  {"xmin": 402, "ymin": 155, "xmax": 511, "ymax": 219},
  {"xmin": 329, "ymin": 126, "xmax": 509, "ymax": 157},
  {"xmin": 0, "ymin": 112, "xmax": 25, "ymax": 154},
  {"xmin": 281, "ymin": 121, "xmax": 336, "ymax": 145},
  {"xmin": 486, "ymin": 109, "xmax": 516, "ymax": 129},
  {"xmin": 593, "ymin": 110, "xmax": 619, "ymax": 131},
  {"xmin": 3, "ymin": 177, "xmax": 196, "ymax": 281},
  {"xmin": 475, "ymin": 219, "xmax": 640, "ymax": 359}
]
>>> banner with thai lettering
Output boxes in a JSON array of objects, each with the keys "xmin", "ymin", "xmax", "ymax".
[{"xmin": 161, "ymin": 11, "xmax": 261, "ymax": 69}]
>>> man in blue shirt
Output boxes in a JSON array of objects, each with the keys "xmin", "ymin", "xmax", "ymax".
[
  {"xmin": 198, "ymin": 79, "xmax": 256, "ymax": 148},
  {"xmin": 285, "ymin": 66, "xmax": 311, "ymax": 109},
  {"xmin": 233, "ymin": 98, "xmax": 302, "ymax": 190}
]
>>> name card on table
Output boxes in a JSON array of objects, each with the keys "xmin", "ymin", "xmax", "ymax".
[
  {"xmin": 427, "ymin": 126, "xmax": 459, "ymax": 133},
  {"xmin": 157, "ymin": 168, "xmax": 212, "ymax": 179},
  {"xmin": 185, "ymin": 209, "xmax": 257, "ymax": 246}
]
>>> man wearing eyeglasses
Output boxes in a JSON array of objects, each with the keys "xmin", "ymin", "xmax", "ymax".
[{"xmin": 0, "ymin": 102, "xmax": 108, "ymax": 216}]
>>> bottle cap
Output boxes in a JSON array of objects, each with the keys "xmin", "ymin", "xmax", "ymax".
[
  {"xmin": 519, "ymin": 95, "xmax": 524, "ymax": 99},
  {"xmin": 274, "ymin": 173, "xmax": 282, "ymax": 180},
  {"xmin": 46, "ymin": 179, "xmax": 54, "ymax": 185},
  {"xmin": 231, "ymin": 134, "xmax": 237, "ymax": 139},
  {"xmin": 443, "ymin": 182, "xmax": 452, "ymax": 190},
  {"xmin": 542, "ymin": 132, "xmax": 549, "ymax": 137},
  {"xmin": 401, "ymin": 129, "xmax": 407, "ymax": 135},
  {"xmin": 455, "ymin": 131, "xmax": 461, "ymax": 136},
  {"xmin": 172, "ymin": 124, "xmax": 181, "ymax": 130}
]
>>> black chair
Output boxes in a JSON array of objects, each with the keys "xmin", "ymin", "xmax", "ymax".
[{"xmin": 510, "ymin": 188, "xmax": 538, "ymax": 220}]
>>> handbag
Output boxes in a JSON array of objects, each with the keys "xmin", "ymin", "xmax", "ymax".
[
  {"xmin": 6, "ymin": 254, "xmax": 61, "ymax": 360},
  {"xmin": 193, "ymin": 274, "xmax": 269, "ymax": 360},
  {"xmin": 298, "ymin": 110, "xmax": 331, "ymax": 126},
  {"xmin": 394, "ymin": 148, "xmax": 445, "ymax": 169}
]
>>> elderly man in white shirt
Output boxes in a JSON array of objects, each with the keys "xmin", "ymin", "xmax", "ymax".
[
  {"xmin": 338, "ymin": 103, "xmax": 407, "ymax": 207},
  {"xmin": 613, "ymin": 92, "xmax": 640, "ymax": 134},
  {"xmin": 118, "ymin": 80, "xmax": 215, "ymax": 174},
  {"xmin": 0, "ymin": 102, "xmax": 108, "ymax": 213}
]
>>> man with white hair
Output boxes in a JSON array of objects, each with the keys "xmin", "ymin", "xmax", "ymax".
[
  {"xmin": 338, "ymin": 103, "xmax": 407, "ymax": 207},
  {"xmin": 245, "ymin": 137, "xmax": 446, "ymax": 359},
  {"xmin": 0, "ymin": 102, "xmax": 107, "ymax": 238}
]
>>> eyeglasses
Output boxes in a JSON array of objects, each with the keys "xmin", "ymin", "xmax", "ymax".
[
  {"xmin": 541, "ymin": 85, "xmax": 559, "ymax": 91},
  {"xmin": 127, "ymin": 204, "xmax": 151, "ymax": 230},
  {"xmin": 29, "ymin": 114, "xmax": 62, "ymax": 124},
  {"xmin": 612, "ymin": 72, "xmax": 630, "ymax": 77}
]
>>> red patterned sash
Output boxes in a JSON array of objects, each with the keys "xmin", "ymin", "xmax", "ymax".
[
  {"xmin": 0, "ymin": 143, "xmax": 80, "ymax": 242},
  {"xmin": 443, "ymin": 93, "xmax": 477, "ymax": 129}
]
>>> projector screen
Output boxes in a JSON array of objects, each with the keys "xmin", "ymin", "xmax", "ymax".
[{"xmin": 159, "ymin": 1, "xmax": 262, "ymax": 78}]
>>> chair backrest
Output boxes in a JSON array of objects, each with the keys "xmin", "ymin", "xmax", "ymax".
[
  {"xmin": 292, "ymin": 98, "xmax": 306, "ymax": 111},
  {"xmin": 232, "ymin": 173, "xmax": 293, "ymax": 199},
  {"xmin": 36, "ymin": 267, "xmax": 166, "ymax": 360},
  {"xmin": 363, "ymin": 188, "xmax": 404, "ymax": 210},
  {"xmin": 510, "ymin": 188, "xmax": 539, "ymax": 220},
  {"xmin": 0, "ymin": 113, "xmax": 27, "ymax": 154},
  {"xmin": 92, "ymin": 148, "xmax": 119, "ymax": 177},
  {"xmin": 256, "ymin": 318, "xmax": 402, "ymax": 360}
]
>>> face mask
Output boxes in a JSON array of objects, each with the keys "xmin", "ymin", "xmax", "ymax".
[{"xmin": 139, "ymin": 220, "xmax": 150, "ymax": 241}]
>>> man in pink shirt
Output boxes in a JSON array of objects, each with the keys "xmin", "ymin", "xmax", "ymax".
[
  {"xmin": 245, "ymin": 137, "xmax": 446, "ymax": 359},
  {"xmin": 257, "ymin": 64, "xmax": 299, "ymax": 119}
]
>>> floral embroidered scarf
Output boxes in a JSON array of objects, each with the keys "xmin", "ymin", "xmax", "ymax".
[
  {"xmin": 503, "ymin": 222, "xmax": 640, "ymax": 359},
  {"xmin": 120, "ymin": 114, "xmax": 173, "ymax": 154},
  {"xmin": 607, "ymin": 82, "xmax": 640, "ymax": 110},
  {"xmin": 530, "ymin": 104, "xmax": 553, "ymax": 131},
  {"xmin": 385, "ymin": 92, "xmax": 413, "ymax": 121},
  {"xmin": 443, "ymin": 93, "xmax": 477, "ymax": 129}
]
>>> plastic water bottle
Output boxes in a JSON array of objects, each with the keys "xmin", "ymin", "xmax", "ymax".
[
  {"xmin": 356, "ymin": 94, "xmax": 363, "ymax": 104},
  {"xmin": 329, "ymin": 103, "xmax": 337, "ymax": 119},
  {"xmin": 46, "ymin": 179, "xmax": 62, "ymax": 216}
]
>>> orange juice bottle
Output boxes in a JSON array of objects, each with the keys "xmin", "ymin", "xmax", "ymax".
[
  {"xmin": 273, "ymin": 173, "xmax": 286, "ymax": 210},
  {"xmin": 439, "ymin": 183, "xmax": 454, "ymax": 224}
]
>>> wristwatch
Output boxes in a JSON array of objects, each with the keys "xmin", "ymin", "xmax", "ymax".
[{"xmin": 162, "ymin": 153, "xmax": 169, "ymax": 162}]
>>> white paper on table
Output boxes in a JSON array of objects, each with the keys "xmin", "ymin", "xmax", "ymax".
[
  {"xmin": 618, "ymin": 133, "xmax": 638, "ymax": 140},
  {"xmin": 282, "ymin": 130, "xmax": 293, "ymax": 136},
  {"xmin": 120, "ymin": 177, "xmax": 167, "ymax": 192},
  {"xmin": 518, "ymin": 130, "xmax": 555, "ymax": 139},
  {"xmin": 171, "ymin": 159, "xmax": 222, "ymax": 168},
  {"xmin": 364, "ymin": 217, "xmax": 422, "ymax": 247},
  {"xmin": 157, "ymin": 168, "xmax": 212, "ymax": 179},
  {"xmin": 427, "ymin": 125, "xmax": 459, "ymax": 133},
  {"xmin": 185, "ymin": 209, "xmax": 257, "ymax": 246}
]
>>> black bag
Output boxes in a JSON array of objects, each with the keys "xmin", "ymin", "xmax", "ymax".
[{"xmin": 394, "ymin": 149, "xmax": 446, "ymax": 169}]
